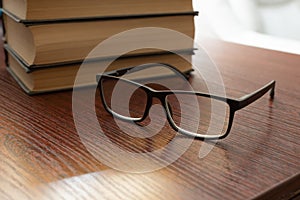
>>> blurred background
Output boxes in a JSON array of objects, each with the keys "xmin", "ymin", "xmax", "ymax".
[{"xmin": 194, "ymin": 0, "xmax": 300, "ymax": 54}]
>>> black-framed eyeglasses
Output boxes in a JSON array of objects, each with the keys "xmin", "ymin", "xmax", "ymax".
[{"xmin": 96, "ymin": 63, "xmax": 275, "ymax": 140}]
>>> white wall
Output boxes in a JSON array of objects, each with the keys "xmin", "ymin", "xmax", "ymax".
[{"xmin": 193, "ymin": 0, "xmax": 300, "ymax": 54}]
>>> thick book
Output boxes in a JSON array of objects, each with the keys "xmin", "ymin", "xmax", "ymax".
[
  {"xmin": 3, "ymin": 11, "xmax": 197, "ymax": 66},
  {"xmin": 3, "ymin": 0, "xmax": 194, "ymax": 21},
  {"xmin": 6, "ymin": 46, "xmax": 194, "ymax": 95}
]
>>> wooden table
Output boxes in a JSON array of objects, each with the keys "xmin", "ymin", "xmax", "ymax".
[{"xmin": 0, "ymin": 28, "xmax": 299, "ymax": 199}]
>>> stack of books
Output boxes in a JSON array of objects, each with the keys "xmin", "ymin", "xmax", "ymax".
[{"xmin": 2, "ymin": 0, "xmax": 197, "ymax": 94}]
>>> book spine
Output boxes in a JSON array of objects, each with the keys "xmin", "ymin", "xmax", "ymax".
[
  {"xmin": 1, "ymin": 10, "xmax": 6, "ymax": 39},
  {"xmin": 1, "ymin": 12, "xmax": 8, "ymax": 67}
]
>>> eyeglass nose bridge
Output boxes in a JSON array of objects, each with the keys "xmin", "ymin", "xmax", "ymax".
[{"xmin": 135, "ymin": 90, "xmax": 175, "ymax": 127}]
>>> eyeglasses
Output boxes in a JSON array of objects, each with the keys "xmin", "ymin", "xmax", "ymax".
[{"xmin": 96, "ymin": 63, "xmax": 275, "ymax": 140}]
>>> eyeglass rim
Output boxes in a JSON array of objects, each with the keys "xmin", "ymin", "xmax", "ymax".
[{"xmin": 98, "ymin": 74, "xmax": 237, "ymax": 140}]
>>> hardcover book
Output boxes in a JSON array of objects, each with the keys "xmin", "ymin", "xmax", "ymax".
[
  {"xmin": 5, "ymin": 45, "xmax": 194, "ymax": 95},
  {"xmin": 3, "ymin": 0, "xmax": 194, "ymax": 21},
  {"xmin": 3, "ymin": 10, "xmax": 197, "ymax": 66}
]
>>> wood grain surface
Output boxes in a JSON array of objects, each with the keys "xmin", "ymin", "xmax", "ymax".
[{"xmin": 0, "ymin": 27, "xmax": 299, "ymax": 199}]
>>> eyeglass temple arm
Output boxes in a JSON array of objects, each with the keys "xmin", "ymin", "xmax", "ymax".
[
  {"xmin": 102, "ymin": 66, "xmax": 137, "ymax": 76},
  {"xmin": 236, "ymin": 80, "xmax": 276, "ymax": 110},
  {"xmin": 101, "ymin": 63, "xmax": 190, "ymax": 79},
  {"xmin": 96, "ymin": 66, "xmax": 138, "ymax": 83}
]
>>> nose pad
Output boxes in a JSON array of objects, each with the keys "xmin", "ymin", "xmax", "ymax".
[
  {"xmin": 134, "ymin": 102, "xmax": 167, "ymax": 129},
  {"xmin": 134, "ymin": 117, "xmax": 151, "ymax": 127}
]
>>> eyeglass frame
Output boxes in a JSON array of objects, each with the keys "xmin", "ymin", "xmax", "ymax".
[{"xmin": 96, "ymin": 63, "xmax": 275, "ymax": 140}]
